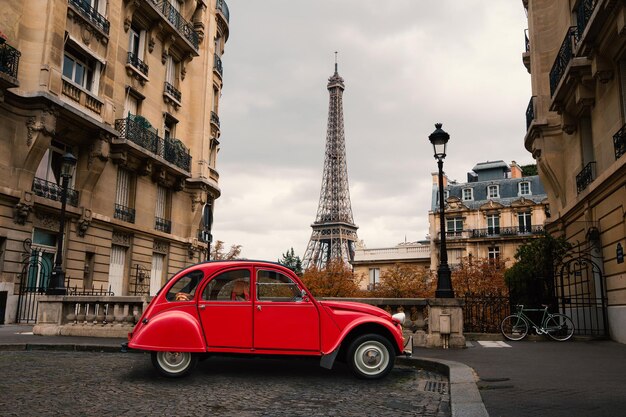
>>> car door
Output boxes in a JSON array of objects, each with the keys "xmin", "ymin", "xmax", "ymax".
[
  {"xmin": 198, "ymin": 268, "xmax": 253, "ymax": 349},
  {"xmin": 253, "ymin": 268, "xmax": 320, "ymax": 352}
]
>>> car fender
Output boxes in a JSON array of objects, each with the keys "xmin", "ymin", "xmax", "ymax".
[
  {"xmin": 128, "ymin": 309, "xmax": 205, "ymax": 352},
  {"xmin": 325, "ymin": 315, "xmax": 403, "ymax": 355}
]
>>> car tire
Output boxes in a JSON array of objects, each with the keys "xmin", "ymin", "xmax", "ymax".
[
  {"xmin": 151, "ymin": 351, "xmax": 198, "ymax": 378},
  {"xmin": 347, "ymin": 334, "xmax": 395, "ymax": 379}
]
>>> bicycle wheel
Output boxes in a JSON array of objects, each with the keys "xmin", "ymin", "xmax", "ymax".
[
  {"xmin": 544, "ymin": 314, "xmax": 575, "ymax": 341},
  {"xmin": 501, "ymin": 315, "xmax": 529, "ymax": 341}
]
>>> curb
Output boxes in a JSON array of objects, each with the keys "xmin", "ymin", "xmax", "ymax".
[
  {"xmin": 397, "ymin": 356, "xmax": 489, "ymax": 417},
  {"xmin": 0, "ymin": 343, "xmax": 123, "ymax": 353}
]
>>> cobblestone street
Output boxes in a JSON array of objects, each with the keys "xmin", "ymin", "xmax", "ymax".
[{"xmin": 0, "ymin": 351, "xmax": 449, "ymax": 416}]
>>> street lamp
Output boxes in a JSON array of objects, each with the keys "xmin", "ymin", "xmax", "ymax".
[
  {"xmin": 47, "ymin": 152, "xmax": 77, "ymax": 295},
  {"xmin": 428, "ymin": 123, "xmax": 454, "ymax": 298}
]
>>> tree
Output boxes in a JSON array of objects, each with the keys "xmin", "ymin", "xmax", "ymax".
[
  {"xmin": 520, "ymin": 164, "xmax": 538, "ymax": 176},
  {"xmin": 504, "ymin": 233, "xmax": 570, "ymax": 306},
  {"xmin": 278, "ymin": 248, "xmax": 303, "ymax": 275},
  {"xmin": 210, "ymin": 240, "xmax": 242, "ymax": 260},
  {"xmin": 372, "ymin": 264, "xmax": 432, "ymax": 298},
  {"xmin": 451, "ymin": 256, "xmax": 508, "ymax": 296},
  {"xmin": 300, "ymin": 259, "xmax": 362, "ymax": 297}
]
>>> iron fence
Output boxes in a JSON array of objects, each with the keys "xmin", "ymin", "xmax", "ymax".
[
  {"xmin": 163, "ymin": 136, "xmax": 191, "ymax": 171},
  {"xmin": 32, "ymin": 177, "xmax": 79, "ymax": 207},
  {"xmin": 463, "ymin": 294, "xmax": 510, "ymax": 333},
  {"xmin": 164, "ymin": 81, "xmax": 181, "ymax": 102},
  {"xmin": 127, "ymin": 52, "xmax": 149, "ymax": 76},
  {"xmin": 576, "ymin": 161, "xmax": 596, "ymax": 193},
  {"xmin": 114, "ymin": 203, "xmax": 136, "ymax": 223},
  {"xmin": 157, "ymin": 1, "xmax": 198, "ymax": 49},
  {"xmin": 549, "ymin": 26, "xmax": 578, "ymax": 96},
  {"xmin": 576, "ymin": 0, "xmax": 596, "ymax": 40},
  {"xmin": 68, "ymin": 0, "xmax": 110, "ymax": 34},
  {"xmin": 614, "ymin": 123, "xmax": 626, "ymax": 160},
  {"xmin": 115, "ymin": 115, "xmax": 159, "ymax": 154},
  {"xmin": 0, "ymin": 41, "xmax": 20, "ymax": 79}
]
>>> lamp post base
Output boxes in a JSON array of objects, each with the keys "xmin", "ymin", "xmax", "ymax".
[
  {"xmin": 435, "ymin": 264, "xmax": 454, "ymax": 298},
  {"xmin": 46, "ymin": 268, "xmax": 67, "ymax": 295}
]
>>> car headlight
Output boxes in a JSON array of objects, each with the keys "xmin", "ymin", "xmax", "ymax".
[{"xmin": 391, "ymin": 312, "xmax": 406, "ymax": 325}]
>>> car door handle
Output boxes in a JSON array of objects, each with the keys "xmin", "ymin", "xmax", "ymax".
[
  {"xmin": 256, "ymin": 305, "xmax": 262, "ymax": 311},
  {"xmin": 199, "ymin": 305, "xmax": 206, "ymax": 310}
]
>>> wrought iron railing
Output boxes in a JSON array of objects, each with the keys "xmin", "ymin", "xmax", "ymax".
[
  {"xmin": 164, "ymin": 81, "xmax": 182, "ymax": 102},
  {"xmin": 0, "ymin": 41, "xmax": 21, "ymax": 79},
  {"xmin": 576, "ymin": 161, "xmax": 596, "ymax": 193},
  {"xmin": 214, "ymin": 54, "xmax": 223, "ymax": 76},
  {"xmin": 210, "ymin": 111, "xmax": 220, "ymax": 128},
  {"xmin": 127, "ymin": 52, "xmax": 149, "ymax": 76},
  {"xmin": 114, "ymin": 203, "xmax": 136, "ymax": 223},
  {"xmin": 115, "ymin": 114, "xmax": 160, "ymax": 154},
  {"xmin": 68, "ymin": 0, "xmax": 110, "ymax": 34},
  {"xmin": 216, "ymin": 0, "xmax": 230, "ymax": 23},
  {"xmin": 32, "ymin": 177, "xmax": 79, "ymax": 207},
  {"xmin": 157, "ymin": 1, "xmax": 199, "ymax": 49},
  {"xmin": 470, "ymin": 225, "xmax": 544, "ymax": 238},
  {"xmin": 155, "ymin": 217, "xmax": 172, "ymax": 233},
  {"xmin": 526, "ymin": 96, "xmax": 535, "ymax": 129},
  {"xmin": 576, "ymin": 0, "xmax": 596, "ymax": 40},
  {"xmin": 163, "ymin": 136, "xmax": 191, "ymax": 172},
  {"xmin": 549, "ymin": 26, "xmax": 578, "ymax": 96},
  {"xmin": 614, "ymin": 123, "xmax": 626, "ymax": 160},
  {"xmin": 463, "ymin": 294, "xmax": 510, "ymax": 333}
]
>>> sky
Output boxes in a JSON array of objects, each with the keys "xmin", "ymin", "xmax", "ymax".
[{"xmin": 212, "ymin": 0, "xmax": 532, "ymax": 261}]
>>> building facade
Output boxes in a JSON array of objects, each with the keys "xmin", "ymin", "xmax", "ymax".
[
  {"xmin": 0, "ymin": 0, "xmax": 230, "ymax": 324},
  {"xmin": 429, "ymin": 161, "xmax": 549, "ymax": 271},
  {"xmin": 351, "ymin": 242, "xmax": 431, "ymax": 291},
  {"xmin": 523, "ymin": 0, "xmax": 626, "ymax": 342}
]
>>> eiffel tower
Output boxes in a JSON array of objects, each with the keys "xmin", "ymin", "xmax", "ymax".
[{"xmin": 302, "ymin": 56, "xmax": 359, "ymax": 270}]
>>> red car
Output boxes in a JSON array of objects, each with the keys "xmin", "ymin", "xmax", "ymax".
[{"xmin": 126, "ymin": 260, "xmax": 407, "ymax": 379}]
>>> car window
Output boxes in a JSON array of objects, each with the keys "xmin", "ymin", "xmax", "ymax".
[
  {"xmin": 256, "ymin": 270, "xmax": 301, "ymax": 302},
  {"xmin": 202, "ymin": 269, "xmax": 251, "ymax": 301},
  {"xmin": 166, "ymin": 270, "xmax": 204, "ymax": 302}
]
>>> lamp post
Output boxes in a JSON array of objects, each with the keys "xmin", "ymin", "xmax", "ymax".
[
  {"xmin": 428, "ymin": 123, "xmax": 454, "ymax": 298},
  {"xmin": 202, "ymin": 200, "xmax": 213, "ymax": 261},
  {"xmin": 47, "ymin": 152, "xmax": 77, "ymax": 295}
]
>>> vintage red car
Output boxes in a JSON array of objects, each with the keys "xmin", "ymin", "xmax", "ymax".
[{"xmin": 126, "ymin": 260, "xmax": 407, "ymax": 379}]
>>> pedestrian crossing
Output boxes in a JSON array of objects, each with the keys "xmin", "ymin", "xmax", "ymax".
[{"xmin": 466, "ymin": 341, "xmax": 512, "ymax": 348}]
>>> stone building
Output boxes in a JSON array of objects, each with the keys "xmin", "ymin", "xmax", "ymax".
[
  {"xmin": 428, "ymin": 161, "xmax": 549, "ymax": 271},
  {"xmin": 0, "ymin": 0, "xmax": 230, "ymax": 324},
  {"xmin": 522, "ymin": 0, "xmax": 626, "ymax": 342}
]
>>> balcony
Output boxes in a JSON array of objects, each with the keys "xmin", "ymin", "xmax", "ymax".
[
  {"xmin": 576, "ymin": 0, "xmax": 596, "ymax": 42},
  {"xmin": 163, "ymin": 136, "xmax": 191, "ymax": 172},
  {"xmin": 216, "ymin": 0, "xmax": 230, "ymax": 27},
  {"xmin": 67, "ymin": 0, "xmax": 110, "ymax": 35},
  {"xmin": 614, "ymin": 124, "xmax": 626, "ymax": 160},
  {"xmin": 0, "ymin": 40, "xmax": 20, "ymax": 88},
  {"xmin": 32, "ymin": 177, "xmax": 79, "ymax": 207},
  {"xmin": 214, "ymin": 54, "xmax": 223, "ymax": 77},
  {"xmin": 525, "ymin": 96, "xmax": 535, "ymax": 130},
  {"xmin": 211, "ymin": 111, "xmax": 220, "ymax": 128},
  {"xmin": 435, "ymin": 226, "xmax": 545, "ymax": 240},
  {"xmin": 576, "ymin": 161, "xmax": 596, "ymax": 193},
  {"xmin": 163, "ymin": 81, "xmax": 182, "ymax": 107},
  {"xmin": 549, "ymin": 26, "xmax": 578, "ymax": 97},
  {"xmin": 114, "ymin": 203, "xmax": 136, "ymax": 223},
  {"xmin": 62, "ymin": 78, "xmax": 104, "ymax": 115},
  {"xmin": 522, "ymin": 29, "xmax": 530, "ymax": 73},
  {"xmin": 155, "ymin": 217, "xmax": 172, "ymax": 233},
  {"xmin": 115, "ymin": 114, "xmax": 159, "ymax": 154},
  {"xmin": 156, "ymin": 1, "xmax": 199, "ymax": 50},
  {"xmin": 126, "ymin": 52, "xmax": 149, "ymax": 84}
]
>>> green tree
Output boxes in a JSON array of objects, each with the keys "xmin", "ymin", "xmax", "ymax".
[
  {"xmin": 504, "ymin": 233, "xmax": 570, "ymax": 306},
  {"xmin": 278, "ymin": 248, "xmax": 303, "ymax": 275},
  {"xmin": 520, "ymin": 164, "xmax": 538, "ymax": 176}
]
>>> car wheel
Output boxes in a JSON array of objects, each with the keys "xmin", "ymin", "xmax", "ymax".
[
  {"xmin": 347, "ymin": 334, "xmax": 395, "ymax": 379},
  {"xmin": 151, "ymin": 351, "xmax": 198, "ymax": 378}
]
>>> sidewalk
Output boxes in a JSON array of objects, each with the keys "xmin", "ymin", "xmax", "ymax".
[{"xmin": 0, "ymin": 324, "xmax": 125, "ymax": 352}]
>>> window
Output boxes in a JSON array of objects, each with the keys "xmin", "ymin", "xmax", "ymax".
[
  {"xmin": 108, "ymin": 244, "xmax": 126, "ymax": 296},
  {"xmin": 488, "ymin": 246, "xmax": 500, "ymax": 260},
  {"xmin": 256, "ymin": 270, "xmax": 301, "ymax": 302},
  {"xmin": 155, "ymin": 185, "xmax": 171, "ymax": 233},
  {"xmin": 446, "ymin": 217, "xmax": 463, "ymax": 237},
  {"xmin": 519, "ymin": 181, "xmax": 531, "ymax": 196},
  {"xmin": 368, "ymin": 268, "xmax": 380, "ymax": 290},
  {"xmin": 34, "ymin": 140, "xmax": 76, "ymax": 188},
  {"xmin": 167, "ymin": 270, "xmax": 204, "ymax": 301},
  {"xmin": 462, "ymin": 188, "xmax": 473, "ymax": 201},
  {"xmin": 128, "ymin": 25, "xmax": 145, "ymax": 60},
  {"xmin": 487, "ymin": 214, "xmax": 500, "ymax": 235},
  {"xmin": 518, "ymin": 211, "xmax": 532, "ymax": 233},
  {"xmin": 149, "ymin": 253, "xmax": 165, "ymax": 296},
  {"xmin": 114, "ymin": 168, "xmax": 135, "ymax": 223},
  {"xmin": 27, "ymin": 229, "xmax": 57, "ymax": 290},
  {"xmin": 202, "ymin": 270, "xmax": 251, "ymax": 301},
  {"xmin": 124, "ymin": 91, "xmax": 141, "ymax": 118},
  {"xmin": 487, "ymin": 185, "xmax": 499, "ymax": 198},
  {"xmin": 165, "ymin": 55, "xmax": 178, "ymax": 85}
]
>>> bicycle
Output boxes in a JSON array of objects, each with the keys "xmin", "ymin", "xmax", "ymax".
[{"xmin": 500, "ymin": 304, "xmax": 575, "ymax": 342}]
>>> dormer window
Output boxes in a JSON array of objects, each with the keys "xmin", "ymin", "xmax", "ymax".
[
  {"xmin": 519, "ymin": 181, "xmax": 531, "ymax": 196},
  {"xmin": 488, "ymin": 185, "xmax": 499, "ymax": 198},
  {"xmin": 462, "ymin": 188, "xmax": 473, "ymax": 201}
]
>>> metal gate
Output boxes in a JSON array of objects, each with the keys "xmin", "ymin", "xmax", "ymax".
[
  {"xmin": 555, "ymin": 237, "xmax": 608, "ymax": 337},
  {"xmin": 463, "ymin": 293, "xmax": 510, "ymax": 333},
  {"xmin": 16, "ymin": 239, "xmax": 54, "ymax": 324}
]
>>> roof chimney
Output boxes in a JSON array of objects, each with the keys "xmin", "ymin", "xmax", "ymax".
[{"xmin": 510, "ymin": 161, "xmax": 523, "ymax": 178}]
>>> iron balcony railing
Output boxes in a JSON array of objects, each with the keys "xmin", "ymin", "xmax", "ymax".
[
  {"xmin": 524, "ymin": 28, "xmax": 530, "ymax": 53},
  {"xmin": 612, "ymin": 123, "xmax": 626, "ymax": 161},
  {"xmin": 115, "ymin": 114, "xmax": 160, "ymax": 154},
  {"xmin": 526, "ymin": 96, "xmax": 535, "ymax": 129},
  {"xmin": 576, "ymin": 161, "xmax": 596, "ymax": 193},
  {"xmin": 114, "ymin": 203, "xmax": 136, "ymax": 223},
  {"xmin": 32, "ymin": 177, "xmax": 79, "ymax": 207},
  {"xmin": 577, "ymin": 0, "xmax": 596, "ymax": 40},
  {"xmin": 0, "ymin": 41, "xmax": 21, "ymax": 79},
  {"xmin": 127, "ymin": 52, "xmax": 149, "ymax": 76},
  {"xmin": 214, "ymin": 54, "xmax": 223, "ymax": 76},
  {"xmin": 164, "ymin": 81, "xmax": 182, "ymax": 102},
  {"xmin": 155, "ymin": 217, "xmax": 172, "ymax": 233},
  {"xmin": 470, "ymin": 225, "xmax": 544, "ymax": 238},
  {"xmin": 210, "ymin": 111, "xmax": 220, "ymax": 128},
  {"xmin": 158, "ymin": 1, "xmax": 199, "ymax": 50},
  {"xmin": 216, "ymin": 0, "xmax": 230, "ymax": 23},
  {"xmin": 549, "ymin": 26, "xmax": 578, "ymax": 96},
  {"xmin": 68, "ymin": 0, "xmax": 110, "ymax": 34},
  {"xmin": 163, "ymin": 136, "xmax": 191, "ymax": 172}
]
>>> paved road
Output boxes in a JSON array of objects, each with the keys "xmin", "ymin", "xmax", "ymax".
[
  {"xmin": 0, "ymin": 350, "xmax": 450, "ymax": 417},
  {"xmin": 415, "ymin": 339, "xmax": 626, "ymax": 417}
]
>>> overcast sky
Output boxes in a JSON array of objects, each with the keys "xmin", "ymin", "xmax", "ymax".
[{"xmin": 212, "ymin": 0, "xmax": 532, "ymax": 261}]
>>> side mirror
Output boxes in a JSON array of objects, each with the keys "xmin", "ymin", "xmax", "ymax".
[{"xmin": 300, "ymin": 289, "xmax": 309, "ymax": 301}]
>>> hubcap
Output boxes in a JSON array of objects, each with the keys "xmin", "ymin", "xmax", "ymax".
[
  {"xmin": 354, "ymin": 341, "xmax": 389, "ymax": 376},
  {"xmin": 158, "ymin": 352, "xmax": 191, "ymax": 374}
]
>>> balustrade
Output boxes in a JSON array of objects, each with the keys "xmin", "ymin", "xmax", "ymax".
[
  {"xmin": 614, "ymin": 123, "xmax": 626, "ymax": 160},
  {"xmin": 549, "ymin": 26, "xmax": 578, "ymax": 96},
  {"xmin": 576, "ymin": 161, "xmax": 596, "ymax": 193}
]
